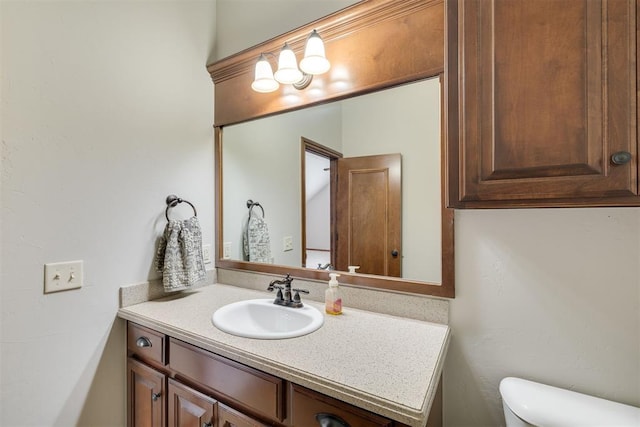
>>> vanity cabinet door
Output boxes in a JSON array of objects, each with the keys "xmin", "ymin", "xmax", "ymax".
[
  {"xmin": 168, "ymin": 378, "xmax": 217, "ymax": 427},
  {"xmin": 447, "ymin": 0, "xmax": 638, "ymax": 207},
  {"xmin": 218, "ymin": 403, "xmax": 268, "ymax": 427},
  {"xmin": 128, "ymin": 358, "xmax": 165, "ymax": 427}
]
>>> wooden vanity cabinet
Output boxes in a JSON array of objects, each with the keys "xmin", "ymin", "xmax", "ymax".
[
  {"xmin": 127, "ymin": 322, "xmax": 270, "ymax": 427},
  {"xmin": 127, "ymin": 321, "xmax": 434, "ymax": 427},
  {"xmin": 446, "ymin": 0, "xmax": 639, "ymax": 207}
]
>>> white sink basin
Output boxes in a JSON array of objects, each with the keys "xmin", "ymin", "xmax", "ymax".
[{"xmin": 212, "ymin": 299, "xmax": 324, "ymax": 339}]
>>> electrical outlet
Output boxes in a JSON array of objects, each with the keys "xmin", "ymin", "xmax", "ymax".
[
  {"xmin": 223, "ymin": 242, "xmax": 232, "ymax": 259},
  {"xmin": 202, "ymin": 244, "xmax": 212, "ymax": 264},
  {"xmin": 283, "ymin": 236, "xmax": 293, "ymax": 252},
  {"xmin": 44, "ymin": 260, "xmax": 83, "ymax": 294}
]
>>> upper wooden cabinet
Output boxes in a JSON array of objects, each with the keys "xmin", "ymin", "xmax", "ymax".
[{"xmin": 446, "ymin": 0, "xmax": 639, "ymax": 207}]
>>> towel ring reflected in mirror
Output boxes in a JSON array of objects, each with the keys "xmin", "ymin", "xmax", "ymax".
[{"xmin": 246, "ymin": 199, "xmax": 265, "ymax": 217}]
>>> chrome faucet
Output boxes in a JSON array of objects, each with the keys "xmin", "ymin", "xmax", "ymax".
[
  {"xmin": 317, "ymin": 263, "xmax": 334, "ymax": 270},
  {"xmin": 267, "ymin": 274, "xmax": 309, "ymax": 308}
]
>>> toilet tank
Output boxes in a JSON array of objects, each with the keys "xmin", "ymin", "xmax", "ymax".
[{"xmin": 499, "ymin": 377, "xmax": 640, "ymax": 427}]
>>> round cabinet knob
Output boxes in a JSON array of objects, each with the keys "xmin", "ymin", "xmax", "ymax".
[
  {"xmin": 391, "ymin": 249, "xmax": 399, "ymax": 257},
  {"xmin": 136, "ymin": 336, "xmax": 152, "ymax": 348},
  {"xmin": 202, "ymin": 423, "xmax": 213, "ymax": 427},
  {"xmin": 151, "ymin": 392, "xmax": 161, "ymax": 402},
  {"xmin": 611, "ymin": 151, "xmax": 632, "ymax": 165},
  {"xmin": 315, "ymin": 413, "xmax": 350, "ymax": 427}
]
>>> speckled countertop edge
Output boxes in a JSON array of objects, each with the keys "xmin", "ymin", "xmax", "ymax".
[{"xmin": 118, "ymin": 283, "xmax": 450, "ymax": 427}]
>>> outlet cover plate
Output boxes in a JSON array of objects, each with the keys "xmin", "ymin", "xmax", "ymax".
[
  {"xmin": 44, "ymin": 260, "xmax": 83, "ymax": 294},
  {"xmin": 223, "ymin": 242, "xmax": 232, "ymax": 260},
  {"xmin": 283, "ymin": 236, "xmax": 293, "ymax": 252},
  {"xmin": 202, "ymin": 244, "xmax": 212, "ymax": 264}
]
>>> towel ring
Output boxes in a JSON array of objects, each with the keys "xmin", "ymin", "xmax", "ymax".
[
  {"xmin": 165, "ymin": 195, "xmax": 197, "ymax": 221},
  {"xmin": 246, "ymin": 199, "xmax": 265, "ymax": 218}
]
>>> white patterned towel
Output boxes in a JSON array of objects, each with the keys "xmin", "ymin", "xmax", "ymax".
[
  {"xmin": 155, "ymin": 216, "xmax": 206, "ymax": 292},
  {"xmin": 243, "ymin": 214, "xmax": 273, "ymax": 263}
]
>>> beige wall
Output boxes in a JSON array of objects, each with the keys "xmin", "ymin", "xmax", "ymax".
[
  {"xmin": 1, "ymin": 1, "xmax": 216, "ymax": 425},
  {"xmin": 216, "ymin": 2, "xmax": 640, "ymax": 427},
  {"xmin": 447, "ymin": 208, "xmax": 639, "ymax": 425}
]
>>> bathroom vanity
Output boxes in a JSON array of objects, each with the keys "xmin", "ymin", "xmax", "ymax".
[{"xmin": 118, "ymin": 284, "xmax": 449, "ymax": 427}]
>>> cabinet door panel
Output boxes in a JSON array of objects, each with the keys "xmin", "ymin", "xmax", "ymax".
[
  {"xmin": 451, "ymin": 0, "xmax": 637, "ymax": 203},
  {"xmin": 128, "ymin": 358, "xmax": 165, "ymax": 427},
  {"xmin": 168, "ymin": 378, "xmax": 216, "ymax": 427}
]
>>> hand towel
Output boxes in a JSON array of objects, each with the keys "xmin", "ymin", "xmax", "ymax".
[
  {"xmin": 243, "ymin": 214, "xmax": 273, "ymax": 263},
  {"xmin": 155, "ymin": 216, "xmax": 206, "ymax": 292}
]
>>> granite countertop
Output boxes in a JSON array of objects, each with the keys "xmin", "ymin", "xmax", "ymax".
[{"xmin": 117, "ymin": 283, "xmax": 450, "ymax": 427}]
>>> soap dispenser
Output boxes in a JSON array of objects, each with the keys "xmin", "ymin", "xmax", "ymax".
[{"xmin": 325, "ymin": 273, "xmax": 342, "ymax": 315}]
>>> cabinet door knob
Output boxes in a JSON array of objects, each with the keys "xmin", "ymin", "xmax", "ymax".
[
  {"xmin": 315, "ymin": 413, "xmax": 350, "ymax": 427},
  {"xmin": 611, "ymin": 151, "xmax": 632, "ymax": 165},
  {"xmin": 202, "ymin": 423, "xmax": 213, "ymax": 427},
  {"xmin": 151, "ymin": 392, "xmax": 161, "ymax": 402},
  {"xmin": 391, "ymin": 249, "xmax": 399, "ymax": 257},
  {"xmin": 136, "ymin": 337, "xmax": 152, "ymax": 348}
]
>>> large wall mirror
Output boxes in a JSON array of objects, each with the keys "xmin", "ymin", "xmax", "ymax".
[{"xmin": 209, "ymin": 0, "xmax": 454, "ymax": 297}]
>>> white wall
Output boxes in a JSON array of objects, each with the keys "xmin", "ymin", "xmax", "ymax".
[
  {"xmin": 1, "ymin": 1, "xmax": 216, "ymax": 425},
  {"xmin": 342, "ymin": 79, "xmax": 442, "ymax": 282},
  {"xmin": 217, "ymin": 2, "xmax": 640, "ymax": 427},
  {"xmin": 306, "ymin": 183, "xmax": 331, "ymax": 250},
  {"xmin": 214, "ymin": 0, "xmax": 356, "ymax": 59},
  {"xmin": 446, "ymin": 208, "xmax": 640, "ymax": 425},
  {"xmin": 222, "ymin": 104, "xmax": 342, "ymax": 265}
]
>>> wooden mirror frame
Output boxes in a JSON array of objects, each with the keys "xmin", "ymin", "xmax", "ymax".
[{"xmin": 208, "ymin": 0, "xmax": 454, "ymax": 298}]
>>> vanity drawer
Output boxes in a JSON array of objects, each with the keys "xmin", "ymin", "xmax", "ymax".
[
  {"xmin": 168, "ymin": 338, "xmax": 285, "ymax": 422},
  {"xmin": 291, "ymin": 383, "xmax": 393, "ymax": 427},
  {"xmin": 127, "ymin": 322, "xmax": 166, "ymax": 365}
]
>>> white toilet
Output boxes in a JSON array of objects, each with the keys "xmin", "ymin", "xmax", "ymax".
[{"xmin": 500, "ymin": 377, "xmax": 640, "ymax": 426}]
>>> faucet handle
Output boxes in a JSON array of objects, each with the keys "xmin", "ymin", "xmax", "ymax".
[
  {"xmin": 292, "ymin": 288, "xmax": 309, "ymax": 303},
  {"xmin": 267, "ymin": 284, "xmax": 285, "ymax": 302},
  {"xmin": 267, "ymin": 283, "xmax": 283, "ymax": 292}
]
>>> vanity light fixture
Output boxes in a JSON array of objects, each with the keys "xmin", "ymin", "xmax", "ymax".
[{"xmin": 251, "ymin": 30, "xmax": 331, "ymax": 93}]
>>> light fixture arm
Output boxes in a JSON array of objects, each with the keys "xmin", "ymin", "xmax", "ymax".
[{"xmin": 292, "ymin": 72, "xmax": 313, "ymax": 90}]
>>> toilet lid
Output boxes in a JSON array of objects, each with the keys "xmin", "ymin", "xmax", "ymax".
[{"xmin": 500, "ymin": 377, "xmax": 640, "ymax": 427}]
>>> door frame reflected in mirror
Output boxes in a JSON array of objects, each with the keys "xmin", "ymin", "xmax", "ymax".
[{"xmin": 301, "ymin": 137, "xmax": 342, "ymax": 271}]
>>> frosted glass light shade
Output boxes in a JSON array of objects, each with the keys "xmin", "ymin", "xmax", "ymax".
[
  {"xmin": 274, "ymin": 43, "xmax": 303, "ymax": 84},
  {"xmin": 251, "ymin": 54, "xmax": 279, "ymax": 93},
  {"xmin": 300, "ymin": 30, "xmax": 330, "ymax": 75}
]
